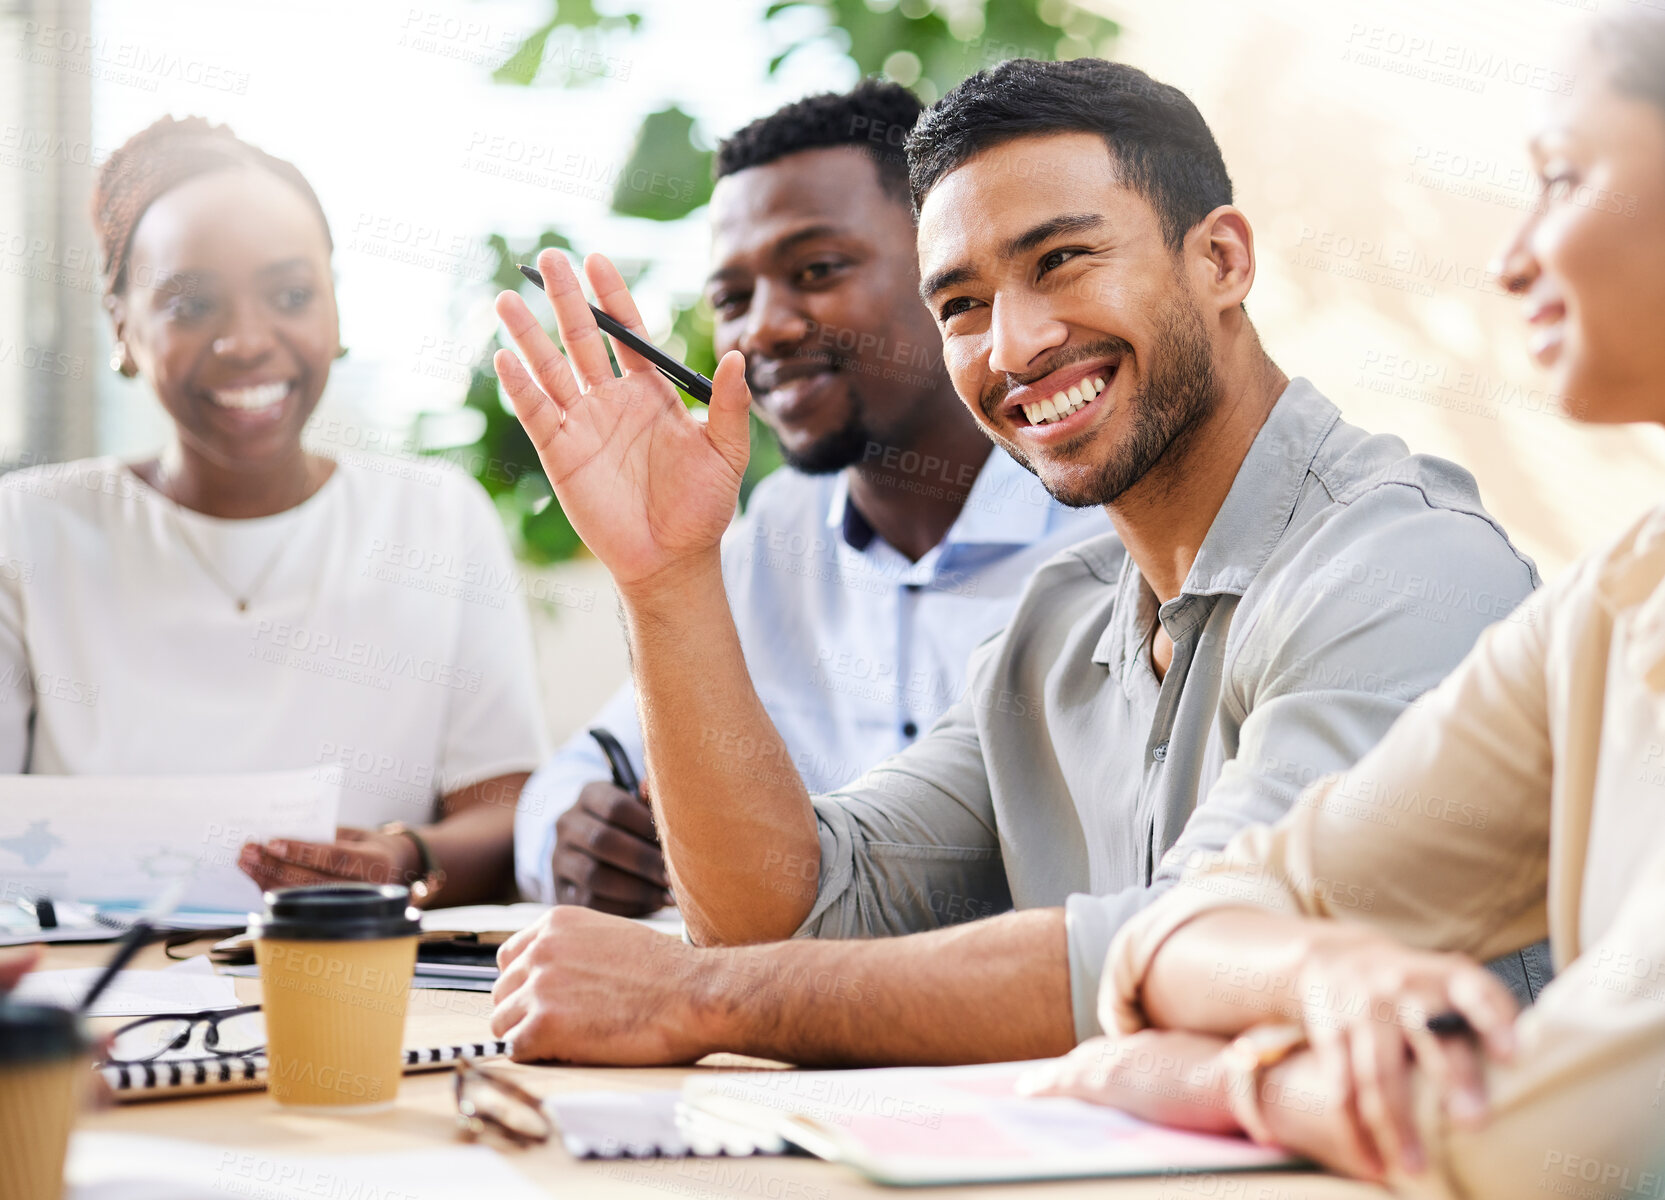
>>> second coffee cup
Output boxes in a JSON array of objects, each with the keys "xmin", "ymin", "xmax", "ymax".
[
  {"xmin": 251, "ymin": 884, "xmax": 421, "ymax": 1112},
  {"xmin": 0, "ymin": 1000, "xmax": 90, "ymax": 1200}
]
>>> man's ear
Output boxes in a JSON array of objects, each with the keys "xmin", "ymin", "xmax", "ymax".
[{"xmin": 1186, "ymin": 206, "xmax": 1255, "ymax": 315}]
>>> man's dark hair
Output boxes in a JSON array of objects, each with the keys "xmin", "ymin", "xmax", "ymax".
[
  {"xmin": 715, "ymin": 78, "xmax": 923, "ymax": 203},
  {"xmin": 907, "ymin": 58, "xmax": 1232, "ymax": 250}
]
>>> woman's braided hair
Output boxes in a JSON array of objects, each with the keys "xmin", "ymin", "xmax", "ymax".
[{"xmin": 91, "ymin": 115, "xmax": 332, "ymax": 297}]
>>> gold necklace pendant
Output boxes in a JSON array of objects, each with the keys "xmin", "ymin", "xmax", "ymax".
[{"xmin": 156, "ymin": 465, "xmax": 297, "ymax": 616}]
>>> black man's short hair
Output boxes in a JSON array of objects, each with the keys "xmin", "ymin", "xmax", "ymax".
[{"xmin": 716, "ymin": 78, "xmax": 924, "ymax": 204}]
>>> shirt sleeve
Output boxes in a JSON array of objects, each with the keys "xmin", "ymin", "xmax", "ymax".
[
  {"xmin": 435, "ymin": 475, "xmax": 549, "ymax": 796},
  {"xmin": 513, "ymin": 680, "xmax": 642, "ymax": 902},
  {"xmin": 794, "ymin": 682, "xmax": 1013, "ymax": 940},
  {"xmin": 1081, "ymin": 501, "xmax": 1546, "ymax": 1041},
  {"xmin": 1103, "ymin": 578, "xmax": 1559, "ymax": 1037},
  {"xmin": 1422, "ymin": 823, "xmax": 1665, "ymax": 1200}
]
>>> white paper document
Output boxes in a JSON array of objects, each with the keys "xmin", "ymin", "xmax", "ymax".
[
  {"xmin": 684, "ymin": 1060, "xmax": 1302, "ymax": 1186},
  {"xmin": 419, "ymin": 901, "xmax": 551, "ymax": 933},
  {"xmin": 12, "ymin": 954, "xmax": 240, "ymax": 1017},
  {"xmin": 0, "ymin": 767, "xmax": 339, "ymax": 912},
  {"xmin": 420, "ymin": 901, "xmax": 684, "ymax": 939},
  {"xmin": 68, "ymin": 1132, "xmax": 548, "ymax": 1200}
]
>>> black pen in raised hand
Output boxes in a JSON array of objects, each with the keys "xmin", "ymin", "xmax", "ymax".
[{"xmin": 516, "ymin": 264, "xmax": 714, "ymax": 404}]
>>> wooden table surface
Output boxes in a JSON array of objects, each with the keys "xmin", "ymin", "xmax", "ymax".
[{"xmin": 42, "ymin": 941, "xmax": 1385, "ymax": 1199}]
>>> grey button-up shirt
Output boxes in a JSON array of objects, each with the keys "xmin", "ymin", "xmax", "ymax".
[{"xmin": 793, "ymin": 378, "xmax": 1546, "ymax": 1039}]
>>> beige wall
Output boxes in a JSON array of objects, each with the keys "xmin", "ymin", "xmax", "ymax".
[{"xmin": 1087, "ymin": 0, "xmax": 1665, "ymax": 579}]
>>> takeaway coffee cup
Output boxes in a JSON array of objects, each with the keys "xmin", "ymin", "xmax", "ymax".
[
  {"xmin": 251, "ymin": 884, "xmax": 421, "ymax": 1112},
  {"xmin": 0, "ymin": 1000, "xmax": 89, "ymax": 1200}
]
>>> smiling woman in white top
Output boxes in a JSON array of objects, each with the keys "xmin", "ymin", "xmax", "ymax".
[{"xmin": 0, "ymin": 116, "xmax": 546, "ymax": 907}]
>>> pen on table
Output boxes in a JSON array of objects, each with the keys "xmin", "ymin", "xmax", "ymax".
[
  {"xmin": 77, "ymin": 875, "xmax": 191, "ymax": 1014},
  {"xmin": 516, "ymin": 263, "xmax": 715, "ymax": 404},
  {"xmin": 588, "ymin": 727, "xmax": 641, "ymax": 797}
]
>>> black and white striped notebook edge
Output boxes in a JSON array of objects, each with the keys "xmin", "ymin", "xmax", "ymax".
[{"xmin": 97, "ymin": 1040, "xmax": 513, "ymax": 1099}]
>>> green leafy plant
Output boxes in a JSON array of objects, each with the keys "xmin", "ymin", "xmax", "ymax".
[{"xmin": 426, "ymin": 0, "xmax": 1115, "ymax": 563}]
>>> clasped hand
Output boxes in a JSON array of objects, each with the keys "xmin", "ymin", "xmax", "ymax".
[{"xmin": 1025, "ymin": 935, "xmax": 1518, "ymax": 1183}]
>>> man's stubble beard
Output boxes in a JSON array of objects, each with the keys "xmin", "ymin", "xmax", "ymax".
[
  {"xmin": 775, "ymin": 396, "xmax": 872, "ymax": 475},
  {"xmin": 999, "ymin": 292, "xmax": 1219, "ymax": 509},
  {"xmin": 774, "ymin": 374, "xmax": 931, "ymax": 477}
]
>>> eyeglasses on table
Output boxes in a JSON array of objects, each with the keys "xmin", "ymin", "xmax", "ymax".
[
  {"xmin": 103, "ymin": 1004, "xmax": 266, "ymax": 1065},
  {"xmin": 454, "ymin": 1055, "xmax": 552, "ymax": 1148}
]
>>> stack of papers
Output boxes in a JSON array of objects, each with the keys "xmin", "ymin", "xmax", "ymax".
[{"xmin": 12, "ymin": 955, "xmax": 239, "ymax": 1018}]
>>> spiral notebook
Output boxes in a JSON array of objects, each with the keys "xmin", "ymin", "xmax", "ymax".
[{"xmin": 96, "ymin": 1039, "xmax": 511, "ymax": 1102}]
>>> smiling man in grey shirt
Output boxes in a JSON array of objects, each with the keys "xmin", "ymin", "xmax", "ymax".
[
  {"xmin": 800, "ymin": 376, "xmax": 1545, "ymax": 1039},
  {"xmin": 484, "ymin": 58, "xmax": 1546, "ymax": 1066}
]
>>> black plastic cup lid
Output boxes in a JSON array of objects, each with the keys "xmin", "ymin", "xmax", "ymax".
[
  {"xmin": 249, "ymin": 884, "xmax": 421, "ymax": 942},
  {"xmin": 0, "ymin": 1000, "xmax": 88, "ymax": 1065}
]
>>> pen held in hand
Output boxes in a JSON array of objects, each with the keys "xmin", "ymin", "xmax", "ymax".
[
  {"xmin": 1424, "ymin": 1010, "xmax": 1474, "ymax": 1037},
  {"xmin": 516, "ymin": 264, "xmax": 714, "ymax": 404},
  {"xmin": 588, "ymin": 727, "xmax": 641, "ymax": 796}
]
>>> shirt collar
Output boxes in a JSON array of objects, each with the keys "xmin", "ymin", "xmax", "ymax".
[
  {"xmin": 1594, "ymin": 504, "xmax": 1665, "ymax": 693},
  {"xmin": 1089, "ymin": 377, "xmax": 1337, "ymax": 672},
  {"xmin": 1179, "ymin": 377, "xmax": 1338, "ymax": 599},
  {"xmin": 824, "ymin": 474, "xmax": 860, "ymax": 544},
  {"xmin": 823, "ymin": 447, "xmax": 1056, "ymax": 552}
]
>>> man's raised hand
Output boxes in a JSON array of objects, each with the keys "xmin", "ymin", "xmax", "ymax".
[{"xmin": 493, "ymin": 249, "xmax": 752, "ymax": 592}]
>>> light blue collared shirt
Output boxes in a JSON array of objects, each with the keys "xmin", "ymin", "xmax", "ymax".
[{"xmin": 514, "ymin": 450, "xmax": 1109, "ymax": 901}]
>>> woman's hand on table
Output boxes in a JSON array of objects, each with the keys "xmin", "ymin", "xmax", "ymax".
[
  {"xmin": 1291, "ymin": 935, "xmax": 1517, "ymax": 1179},
  {"xmin": 1017, "ymin": 1029, "xmax": 1241, "ymax": 1133},
  {"xmin": 1018, "ymin": 1029, "xmax": 1385, "ymax": 1183},
  {"xmin": 237, "ymin": 826, "xmax": 419, "ymax": 894}
]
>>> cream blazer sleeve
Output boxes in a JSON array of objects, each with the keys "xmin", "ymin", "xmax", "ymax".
[{"xmin": 1105, "ymin": 536, "xmax": 1665, "ymax": 1199}]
